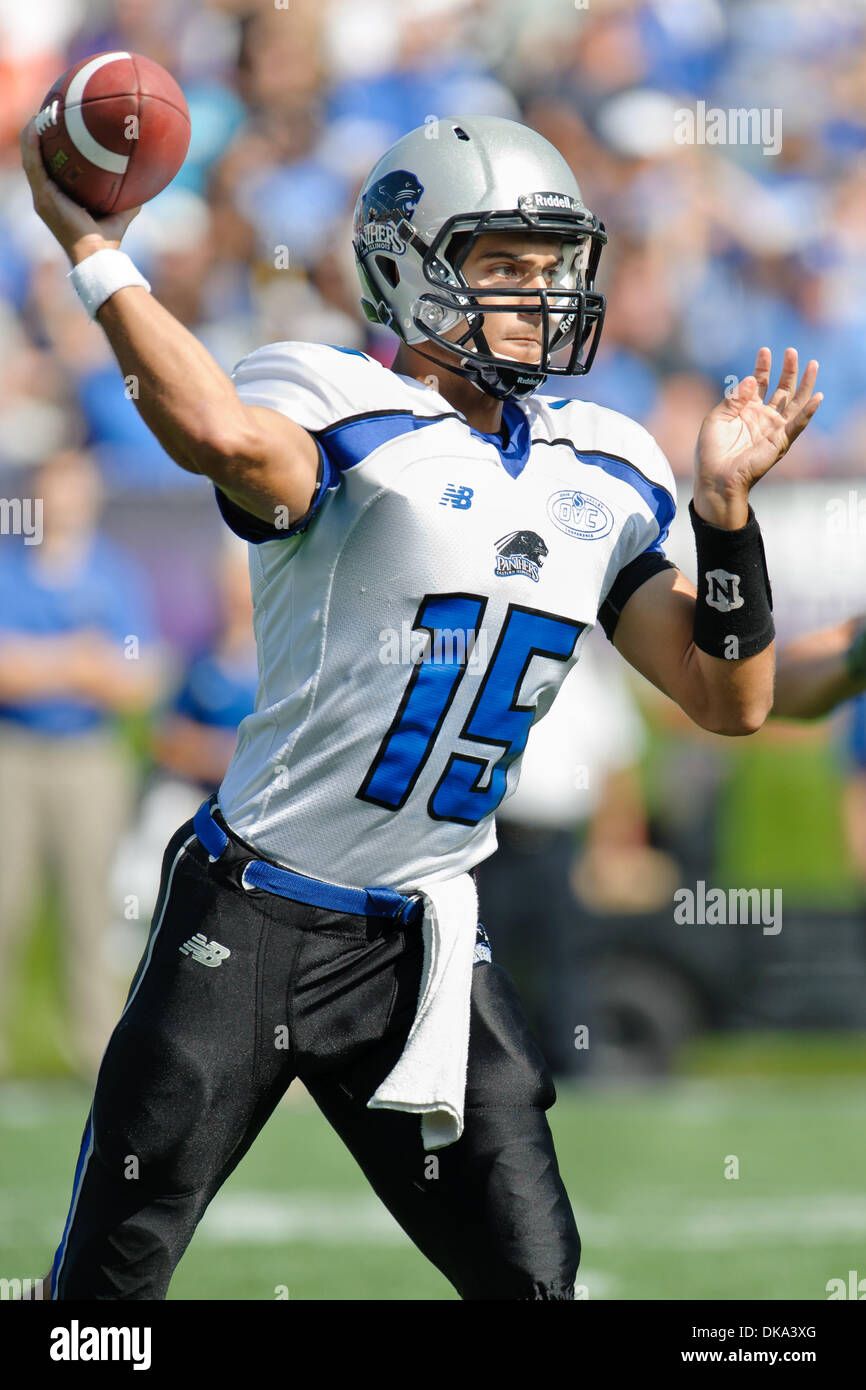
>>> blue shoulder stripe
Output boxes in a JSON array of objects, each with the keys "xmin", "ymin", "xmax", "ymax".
[
  {"xmin": 575, "ymin": 448, "xmax": 676, "ymax": 547},
  {"xmin": 317, "ymin": 411, "xmax": 454, "ymax": 471},
  {"xmin": 317, "ymin": 402, "xmax": 533, "ymax": 476},
  {"xmin": 326, "ymin": 345, "xmax": 370, "ymax": 359}
]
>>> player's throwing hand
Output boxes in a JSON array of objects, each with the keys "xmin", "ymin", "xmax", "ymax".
[{"xmin": 19, "ymin": 119, "xmax": 141, "ymax": 265}]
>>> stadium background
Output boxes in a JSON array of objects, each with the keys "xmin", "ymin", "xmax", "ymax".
[{"xmin": 2, "ymin": 0, "xmax": 866, "ymax": 1300}]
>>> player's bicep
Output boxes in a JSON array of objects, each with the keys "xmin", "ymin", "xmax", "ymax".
[
  {"xmin": 213, "ymin": 403, "xmax": 323, "ymax": 527},
  {"xmin": 604, "ymin": 559, "xmax": 698, "ymax": 703}
]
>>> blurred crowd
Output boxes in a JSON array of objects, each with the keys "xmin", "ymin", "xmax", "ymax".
[
  {"xmin": 2, "ymin": 0, "xmax": 866, "ymax": 1077},
  {"xmin": 5, "ymin": 0, "xmax": 866, "ymax": 486}
]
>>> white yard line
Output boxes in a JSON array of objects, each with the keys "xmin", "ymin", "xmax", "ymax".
[{"xmin": 194, "ymin": 1190, "xmax": 866, "ymax": 1253}]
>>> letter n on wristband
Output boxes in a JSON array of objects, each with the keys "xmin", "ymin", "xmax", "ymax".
[{"xmin": 689, "ymin": 499, "xmax": 775, "ymax": 661}]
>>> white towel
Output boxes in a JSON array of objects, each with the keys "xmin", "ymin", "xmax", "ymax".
[{"xmin": 366, "ymin": 872, "xmax": 478, "ymax": 1150}]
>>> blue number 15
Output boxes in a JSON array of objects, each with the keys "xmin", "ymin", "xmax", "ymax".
[{"xmin": 357, "ymin": 593, "xmax": 584, "ymax": 827}]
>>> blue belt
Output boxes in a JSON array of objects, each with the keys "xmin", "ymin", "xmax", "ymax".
[{"xmin": 193, "ymin": 799, "xmax": 424, "ymax": 927}]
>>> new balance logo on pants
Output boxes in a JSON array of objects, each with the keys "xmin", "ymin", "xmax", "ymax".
[{"xmin": 179, "ymin": 934, "xmax": 231, "ymax": 967}]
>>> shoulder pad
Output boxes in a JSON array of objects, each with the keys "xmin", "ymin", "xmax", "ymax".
[{"xmin": 231, "ymin": 341, "xmax": 396, "ymax": 433}]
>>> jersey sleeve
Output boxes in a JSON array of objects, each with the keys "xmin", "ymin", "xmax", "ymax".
[
  {"xmin": 214, "ymin": 341, "xmax": 376, "ymax": 544},
  {"xmin": 594, "ymin": 423, "xmax": 680, "ymax": 641},
  {"xmin": 597, "ymin": 549, "xmax": 677, "ymax": 641},
  {"xmin": 214, "ymin": 436, "xmax": 337, "ymax": 544}
]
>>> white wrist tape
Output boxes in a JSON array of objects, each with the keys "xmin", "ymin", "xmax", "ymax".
[{"xmin": 67, "ymin": 249, "xmax": 151, "ymax": 319}]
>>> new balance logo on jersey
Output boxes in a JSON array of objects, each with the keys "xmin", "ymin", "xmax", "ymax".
[
  {"xmin": 494, "ymin": 530, "xmax": 548, "ymax": 583},
  {"xmin": 705, "ymin": 569, "xmax": 744, "ymax": 612},
  {"xmin": 179, "ymin": 934, "xmax": 231, "ymax": 967},
  {"xmin": 439, "ymin": 483, "xmax": 474, "ymax": 509}
]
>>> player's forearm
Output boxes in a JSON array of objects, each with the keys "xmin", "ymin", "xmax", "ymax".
[
  {"xmin": 679, "ymin": 493, "xmax": 776, "ymax": 733},
  {"xmin": 684, "ymin": 638, "xmax": 775, "ymax": 735},
  {"xmin": 90, "ymin": 281, "xmax": 253, "ymax": 477},
  {"xmin": 614, "ymin": 570, "xmax": 775, "ymax": 737},
  {"xmin": 772, "ymin": 618, "xmax": 866, "ymax": 720},
  {"xmin": 22, "ymin": 118, "xmax": 260, "ymax": 484},
  {"xmin": 84, "ymin": 274, "xmax": 319, "ymax": 522}
]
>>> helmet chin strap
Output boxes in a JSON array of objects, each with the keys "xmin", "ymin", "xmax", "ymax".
[
  {"xmin": 460, "ymin": 355, "xmax": 545, "ymax": 401},
  {"xmin": 406, "ymin": 316, "xmax": 548, "ymax": 401},
  {"xmin": 461, "ymin": 316, "xmax": 547, "ymax": 400}
]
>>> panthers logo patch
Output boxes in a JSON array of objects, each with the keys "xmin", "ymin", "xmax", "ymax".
[
  {"xmin": 356, "ymin": 170, "xmax": 425, "ymax": 256},
  {"xmin": 494, "ymin": 530, "xmax": 549, "ymax": 583}
]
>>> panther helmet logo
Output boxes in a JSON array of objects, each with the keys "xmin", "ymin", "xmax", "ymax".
[
  {"xmin": 494, "ymin": 530, "xmax": 549, "ymax": 583},
  {"xmin": 357, "ymin": 170, "xmax": 425, "ymax": 256}
]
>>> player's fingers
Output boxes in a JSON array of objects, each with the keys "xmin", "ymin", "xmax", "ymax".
[
  {"xmin": 790, "ymin": 358, "xmax": 820, "ymax": 411},
  {"xmin": 19, "ymin": 119, "xmax": 42, "ymax": 181},
  {"xmin": 732, "ymin": 373, "xmax": 759, "ymax": 404},
  {"xmin": 753, "ymin": 346, "xmax": 772, "ymax": 401},
  {"xmin": 784, "ymin": 391, "xmax": 823, "ymax": 441},
  {"xmin": 771, "ymin": 389, "xmax": 790, "ymax": 420},
  {"xmin": 19, "ymin": 119, "xmax": 57, "ymax": 212},
  {"xmin": 768, "ymin": 346, "xmax": 798, "ymax": 409}
]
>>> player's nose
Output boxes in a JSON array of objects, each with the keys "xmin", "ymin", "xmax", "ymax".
[{"xmin": 512, "ymin": 272, "xmax": 550, "ymax": 311}]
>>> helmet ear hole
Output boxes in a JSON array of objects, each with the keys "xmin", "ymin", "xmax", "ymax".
[{"xmin": 375, "ymin": 255, "xmax": 400, "ymax": 288}]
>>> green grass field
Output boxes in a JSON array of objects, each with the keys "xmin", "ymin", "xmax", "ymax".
[
  {"xmin": 2, "ymin": 735, "xmax": 865, "ymax": 1300},
  {"xmin": 2, "ymin": 1053, "xmax": 865, "ymax": 1300}
]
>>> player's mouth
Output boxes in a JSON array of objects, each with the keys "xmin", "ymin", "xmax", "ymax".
[{"xmin": 500, "ymin": 337, "xmax": 543, "ymax": 362}]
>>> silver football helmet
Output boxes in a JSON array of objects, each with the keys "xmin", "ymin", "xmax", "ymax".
[{"xmin": 352, "ymin": 115, "xmax": 607, "ymax": 400}]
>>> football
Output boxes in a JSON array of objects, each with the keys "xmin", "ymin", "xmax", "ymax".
[{"xmin": 35, "ymin": 50, "xmax": 191, "ymax": 216}]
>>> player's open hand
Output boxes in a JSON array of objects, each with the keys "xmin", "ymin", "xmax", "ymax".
[
  {"xmin": 19, "ymin": 117, "xmax": 141, "ymax": 264},
  {"xmin": 693, "ymin": 347, "xmax": 822, "ymax": 528}
]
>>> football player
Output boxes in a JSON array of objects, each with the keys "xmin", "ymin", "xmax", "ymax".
[{"xmin": 19, "ymin": 114, "xmax": 821, "ymax": 1300}]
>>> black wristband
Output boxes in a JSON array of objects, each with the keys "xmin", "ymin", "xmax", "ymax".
[{"xmin": 689, "ymin": 499, "xmax": 775, "ymax": 660}]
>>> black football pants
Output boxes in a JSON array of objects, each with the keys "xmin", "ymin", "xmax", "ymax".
[{"xmin": 50, "ymin": 811, "xmax": 580, "ymax": 1300}]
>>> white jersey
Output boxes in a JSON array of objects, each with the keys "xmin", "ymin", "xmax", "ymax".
[
  {"xmin": 496, "ymin": 628, "xmax": 646, "ymax": 830},
  {"xmin": 216, "ymin": 341, "xmax": 676, "ymax": 892}
]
